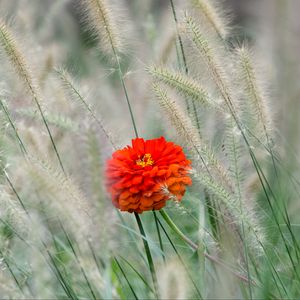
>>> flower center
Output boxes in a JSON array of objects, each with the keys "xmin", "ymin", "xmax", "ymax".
[{"xmin": 136, "ymin": 153, "xmax": 154, "ymax": 167}]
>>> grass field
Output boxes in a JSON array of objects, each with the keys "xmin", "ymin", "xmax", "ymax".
[{"xmin": 0, "ymin": 0, "xmax": 300, "ymax": 299}]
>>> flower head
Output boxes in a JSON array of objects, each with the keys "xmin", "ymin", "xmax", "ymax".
[{"xmin": 105, "ymin": 137, "xmax": 192, "ymax": 213}]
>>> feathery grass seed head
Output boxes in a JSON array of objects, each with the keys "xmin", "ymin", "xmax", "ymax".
[
  {"xmin": 236, "ymin": 46, "xmax": 273, "ymax": 143},
  {"xmin": 80, "ymin": 0, "xmax": 124, "ymax": 58},
  {"xmin": 148, "ymin": 65, "xmax": 218, "ymax": 110},
  {"xmin": 0, "ymin": 20, "xmax": 41, "ymax": 105},
  {"xmin": 190, "ymin": 0, "xmax": 230, "ymax": 40}
]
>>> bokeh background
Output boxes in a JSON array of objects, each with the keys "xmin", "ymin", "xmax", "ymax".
[
  {"xmin": 2, "ymin": 0, "xmax": 299, "ymax": 150},
  {"xmin": 0, "ymin": 0, "xmax": 300, "ymax": 298}
]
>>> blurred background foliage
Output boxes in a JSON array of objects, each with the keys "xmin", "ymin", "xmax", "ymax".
[
  {"xmin": 2, "ymin": 0, "xmax": 299, "ymax": 143},
  {"xmin": 0, "ymin": 0, "xmax": 300, "ymax": 299}
]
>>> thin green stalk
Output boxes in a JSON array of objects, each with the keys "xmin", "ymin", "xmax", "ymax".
[
  {"xmin": 111, "ymin": 259, "xmax": 127, "ymax": 299},
  {"xmin": 0, "ymin": 99, "xmax": 27, "ymax": 155},
  {"xmin": 118, "ymin": 256, "xmax": 155, "ymax": 294},
  {"xmin": 153, "ymin": 211, "xmax": 165, "ymax": 263},
  {"xmin": 160, "ymin": 209, "xmax": 198, "ymax": 250},
  {"xmin": 241, "ymin": 222, "xmax": 252, "ymax": 298},
  {"xmin": 0, "ymin": 249, "xmax": 24, "ymax": 295},
  {"xmin": 134, "ymin": 212, "xmax": 159, "ymax": 299},
  {"xmin": 198, "ymin": 198, "xmax": 206, "ymax": 296},
  {"xmin": 36, "ymin": 101, "xmax": 66, "ymax": 175},
  {"xmin": 87, "ymin": 240, "xmax": 104, "ymax": 278},
  {"xmin": 59, "ymin": 220, "xmax": 98, "ymax": 300},
  {"xmin": 114, "ymin": 257, "xmax": 139, "ymax": 300},
  {"xmin": 4, "ymin": 170, "xmax": 29, "ymax": 215},
  {"xmin": 46, "ymin": 249, "xmax": 78, "ymax": 299},
  {"xmin": 116, "ymin": 57, "xmax": 139, "ymax": 138},
  {"xmin": 169, "ymin": 0, "xmax": 188, "ymax": 74},
  {"xmin": 169, "ymin": 0, "xmax": 190, "ymax": 114}
]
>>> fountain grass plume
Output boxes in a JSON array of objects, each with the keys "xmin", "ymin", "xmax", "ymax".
[
  {"xmin": 190, "ymin": 0, "xmax": 231, "ymax": 40},
  {"xmin": 80, "ymin": 0, "xmax": 124, "ymax": 58},
  {"xmin": 236, "ymin": 46, "xmax": 273, "ymax": 145}
]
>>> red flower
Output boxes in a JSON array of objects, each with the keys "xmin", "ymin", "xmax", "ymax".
[{"xmin": 105, "ymin": 137, "xmax": 192, "ymax": 213}]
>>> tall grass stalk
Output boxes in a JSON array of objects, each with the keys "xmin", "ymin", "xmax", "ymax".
[{"xmin": 0, "ymin": 99, "xmax": 27, "ymax": 155}]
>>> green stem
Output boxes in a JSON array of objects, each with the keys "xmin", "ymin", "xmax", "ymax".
[
  {"xmin": 0, "ymin": 99, "xmax": 27, "ymax": 155},
  {"xmin": 159, "ymin": 209, "xmax": 198, "ymax": 250},
  {"xmin": 114, "ymin": 257, "xmax": 138, "ymax": 300},
  {"xmin": 169, "ymin": 0, "xmax": 188, "ymax": 75},
  {"xmin": 198, "ymin": 199, "xmax": 206, "ymax": 295},
  {"xmin": 134, "ymin": 212, "xmax": 159, "ymax": 299},
  {"xmin": 113, "ymin": 50, "xmax": 139, "ymax": 138},
  {"xmin": 153, "ymin": 211, "xmax": 165, "ymax": 263}
]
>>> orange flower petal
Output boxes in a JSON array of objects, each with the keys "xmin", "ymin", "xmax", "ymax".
[{"xmin": 105, "ymin": 137, "xmax": 192, "ymax": 213}]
